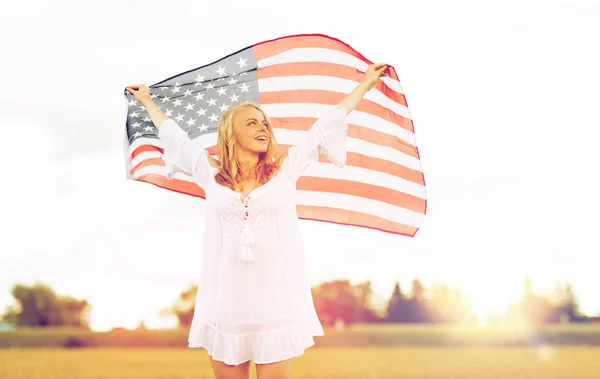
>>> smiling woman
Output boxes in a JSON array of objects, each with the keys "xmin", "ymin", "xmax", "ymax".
[{"xmin": 125, "ymin": 63, "xmax": 390, "ymax": 379}]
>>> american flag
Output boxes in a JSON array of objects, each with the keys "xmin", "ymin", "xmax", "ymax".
[{"xmin": 123, "ymin": 34, "xmax": 426, "ymax": 236}]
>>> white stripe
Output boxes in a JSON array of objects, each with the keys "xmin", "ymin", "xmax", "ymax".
[
  {"xmin": 133, "ymin": 163, "xmax": 424, "ymax": 226},
  {"xmin": 257, "ymin": 76, "xmax": 412, "ymax": 120},
  {"xmin": 131, "ymin": 160, "xmax": 425, "ymax": 203},
  {"xmin": 131, "ymin": 164, "xmax": 196, "ymax": 183},
  {"xmin": 130, "ymin": 151, "xmax": 163, "ymax": 168},
  {"xmin": 296, "ymin": 190, "xmax": 424, "ymax": 228},
  {"xmin": 262, "ymin": 103, "xmax": 416, "ymax": 146},
  {"xmin": 129, "ymin": 136, "xmax": 163, "ymax": 152},
  {"xmin": 303, "ymin": 164, "xmax": 426, "ymax": 200},
  {"xmin": 256, "ymin": 47, "xmax": 404, "ymax": 94},
  {"xmin": 127, "ymin": 128, "xmax": 422, "ymax": 173},
  {"xmin": 273, "ymin": 129, "xmax": 422, "ymax": 172}
]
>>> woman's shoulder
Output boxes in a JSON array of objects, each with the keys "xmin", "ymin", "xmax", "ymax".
[{"xmin": 207, "ymin": 155, "xmax": 220, "ymax": 168}]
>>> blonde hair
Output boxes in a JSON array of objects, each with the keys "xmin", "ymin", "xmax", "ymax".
[{"xmin": 214, "ymin": 102, "xmax": 283, "ymax": 191}]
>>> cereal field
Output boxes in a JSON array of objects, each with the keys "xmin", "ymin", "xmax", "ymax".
[{"xmin": 2, "ymin": 346, "xmax": 600, "ymax": 379}]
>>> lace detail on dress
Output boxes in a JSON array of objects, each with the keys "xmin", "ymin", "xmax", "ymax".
[{"xmin": 217, "ymin": 183, "xmax": 279, "ymax": 262}]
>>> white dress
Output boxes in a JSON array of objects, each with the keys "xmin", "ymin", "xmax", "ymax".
[{"xmin": 157, "ymin": 105, "xmax": 348, "ymax": 365}]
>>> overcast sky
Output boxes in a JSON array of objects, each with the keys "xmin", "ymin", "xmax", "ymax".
[{"xmin": 1, "ymin": 0, "xmax": 599, "ymax": 331}]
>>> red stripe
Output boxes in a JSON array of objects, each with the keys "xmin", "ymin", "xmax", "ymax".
[
  {"xmin": 297, "ymin": 177, "xmax": 426, "ymax": 214},
  {"xmin": 129, "ymin": 143, "xmax": 424, "ymax": 187},
  {"xmin": 260, "ymin": 89, "xmax": 413, "ymax": 133},
  {"xmin": 130, "ymin": 158, "xmax": 424, "ymax": 214},
  {"xmin": 252, "ymin": 34, "xmax": 368, "ymax": 64},
  {"xmin": 257, "ymin": 62, "xmax": 407, "ymax": 108},
  {"xmin": 269, "ymin": 117, "xmax": 419, "ymax": 158},
  {"xmin": 136, "ymin": 173, "xmax": 205, "ymax": 198},
  {"xmin": 296, "ymin": 205, "xmax": 418, "ymax": 237},
  {"xmin": 277, "ymin": 144, "xmax": 424, "ymax": 186},
  {"xmin": 131, "ymin": 144, "xmax": 162, "ymax": 161},
  {"xmin": 134, "ymin": 173, "xmax": 416, "ymax": 236},
  {"xmin": 251, "ymin": 33, "xmax": 402, "ymax": 83}
]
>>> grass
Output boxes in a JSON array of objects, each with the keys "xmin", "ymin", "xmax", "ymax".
[
  {"xmin": 4, "ymin": 323, "xmax": 600, "ymax": 348},
  {"xmin": 1, "ymin": 346, "xmax": 600, "ymax": 378}
]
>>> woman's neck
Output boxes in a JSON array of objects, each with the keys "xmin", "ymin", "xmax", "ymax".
[{"xmin": 237, "ymin": 149, "xmax": 260, "ymax": 177}]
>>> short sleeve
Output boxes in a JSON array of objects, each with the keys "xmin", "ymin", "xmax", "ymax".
[
  {"xmin": 281, "ymin": 105, "xmax": 348, "ymax": 181},
  {"xmin": 157, "ymin": 118, "xmax": 213, "ymax": 188}
]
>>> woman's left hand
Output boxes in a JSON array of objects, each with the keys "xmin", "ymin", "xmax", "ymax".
[{"xmin": 364, "ymin": 63, "xmax": 389, "ymax": 88}]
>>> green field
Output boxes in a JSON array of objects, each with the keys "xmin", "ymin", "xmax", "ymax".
[
  {"xmin": 2, "ymin": 324, "xmax": 600, "ymax": 378},
  {"xmin": 1, "ymin": 347, "xmax": 600, "ymax": 378}
]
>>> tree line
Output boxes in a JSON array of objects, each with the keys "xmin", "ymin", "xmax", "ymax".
[{"xmin": 3, "ymin": 277, "xmax": 598, "ymax": 329}]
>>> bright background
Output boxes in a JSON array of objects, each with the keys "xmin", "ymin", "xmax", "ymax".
[{"xmin": 1, "ymin": 0, "xmax": 599, "ymax": 331}]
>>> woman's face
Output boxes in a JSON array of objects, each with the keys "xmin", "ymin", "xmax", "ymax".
[{"xmin": 232, "ymin": 106, "xmax": 270, "ymax": 154}]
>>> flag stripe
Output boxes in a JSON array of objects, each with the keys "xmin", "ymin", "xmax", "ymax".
[
  {"xmin": 139, "ymin": 170, "xmax": 417, "ymax": 236},
  {"xmin": 128, "ymin": 137, "xmax": 424, "ymax": 188},
  {"xmin": 259, "ymin": 89, "xmax": 412, "ymax": 132},
  {"xmin": 252, "ymin": 35, "xmax": 368, "ymax": 65},
  {"xmin": 297, "ymin": 177, "xmax": 426, "ymax": 213},
  {"xmin": 130, "ymin": 126, "xmax": 423, "ymax": 174},
  {"xmin": 132, "ymin": 164, "xmax": 425, "ymax": 220},
  {"xmin": 255, "ymin": 46, "xmax": 404, "ymax": 94},
  {"xmin": 257, "ymin": 62, "xmax": 407, "ymax": 109},
  {"xmin": 296, "ymin": 190, "xmax": 425, "ymax": 227},
  {"xmin": 129, "ymin": 154, "xmax": 426, "ymax": 201},
  {"xmin": 137, "ymin": 173, "xmax": 206, "ymax": 198},
  {"xmin": 296, "ymin": 205, "xmax": 418, "ymax": 236},
  {"xmin": 261, "ymin": 103, "xmax": 417, "ymax": 146},
  {"xmin": 269, "ymin": 117, "xmax": 418, "ymax": 159}
]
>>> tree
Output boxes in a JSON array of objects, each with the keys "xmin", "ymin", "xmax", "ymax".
[
  {"xmin": 1, "ymin": 282, "xmax": 90, "ymax": 328},
  {"xmin": 385, "ymin": 281, "xmax": 408, "ymax": 322},
  {"xmin": 311, "ymin": 280, "xmax": 363, "ymax": 327},
  {"xmin": 428, "ymin": 282, "xmax": 472, "ymax": 323},
  {"xmin": 168, "ymin": 284, "xmax": 197, "ymax": 327},
  {"xmin": 554, "ymin": 282, "xmax": 582, "ymax": 323},
  {"xmin": 351, "ymin": 280, "xmax": 381, "ymax": 323}
]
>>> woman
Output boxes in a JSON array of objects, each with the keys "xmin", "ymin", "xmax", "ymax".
[{"xmin": 126, "ymin": 62, "xmax": 388, "ymax": 379}]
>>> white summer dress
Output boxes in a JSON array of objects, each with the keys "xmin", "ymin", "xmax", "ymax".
[{"xmin": 157, "ymin": 105, "xmax": 348, "ymax": 365}]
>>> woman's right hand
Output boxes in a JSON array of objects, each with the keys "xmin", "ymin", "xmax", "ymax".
[{"xmin": 126, "ymin": 84, "xmax": 152, "ymax": 106}]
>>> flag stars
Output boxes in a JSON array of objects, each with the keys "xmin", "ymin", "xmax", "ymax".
[
  {"xmin": 143, "ymin": 125, "xmax": 154, "ymax": 132},
  {"xmin": 131, "ymin": 121, "xmax": 142, "ymax": 128},
  {"xmin": 227, "ymin": 77, "xmax": 237, "ymax": 86},
  {"xmin": 236, "ymin": 57, "xmax": 248, "ymax": 69},
  {"xmin": 199, "ymin": 123, "xmax": 209, "ymax": 132},
  {"xmin": 133, "ymin": 131, "xmax": 143, "ymax": 138},
  {"xmin": 216, "ymin": 66, "xmax": 227, "ymax": 77},
  {"xmin": 151, "ymin": 93, "xmax": 159, "ymax": 99},
  {"xmin": 207, "ymin": 97, "xmax": 217, "ymax": 106},
  {"xmin": 173, "ymin": 98, "xmax": 183, "ymax": 107},
  {"xmin": 161, "ymin": 96, "xmax": 171, "ymax": 103},
  {"xmin": 175, "ymin": 113, "xmax": 185, "ymax": 122},
  {"xmin": 209, "ymin": 114, "xmax": 219, "ymax": 123},
  {"xmin": 183, "ymin": 89, "xmax": 193, "ymax": 97},
  {"xmin": 194, "ymin": 74, "xmax": 205, "ymax": 85},
  {"xmin": 143, "ymin": 116, "xmax": 151, "ymax": 122},
  {"xmin": 185, "ymin": 118, "xmax": 196, "ymax": 127},
  {"xmin": 171, "ymin": 84, "xmax": 182, "ymax": 94},
  {"xmin": 194, "ymin": 92, "xmax": 205, "ymax": 101},
  {"xmin": 185, "ymin": 103, "xmax": 195, "ymax": 111},
  {"xmin": 196, "ymin": 108, "xmax": 207, "ymax": 116},
  {"xmin": 217, "ymin": 87, "xmax": 227, "ymax": 96},
  {"xmin": 128, "ymin": 99, "xmax": 137, "ymax": 107},
  {"xmin": 206, "ymin": 82, "xmax": 215, "ymax": 90},
  {"xmin": 219, "ymin": 104, "xmax": 229, "ymax": 112},
  {"xmin": 239, "ymin": 83, "xmax": 250, "ymax": 93},
  {"xmin": 229, "ymin": 93, "xmax": 240, "ymax": 103},
  {"xmin": 129, "ymin": 111, "xmax": 140, "ymax": 118},
  {"xmin": 165, "ymin": 108, "xmax": 173, "ymax": 117}
]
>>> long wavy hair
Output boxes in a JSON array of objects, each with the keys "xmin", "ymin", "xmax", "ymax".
[{"xmin": 213, "ymin": 102, "xmax": 283, "ymax": 191}]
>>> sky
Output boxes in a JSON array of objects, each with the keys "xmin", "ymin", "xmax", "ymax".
[{"xmin": 1, "ymin": 0, "xmax": 599, "ymax": 331}]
